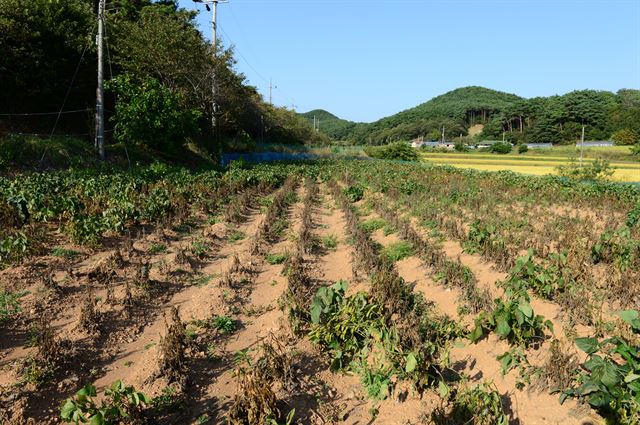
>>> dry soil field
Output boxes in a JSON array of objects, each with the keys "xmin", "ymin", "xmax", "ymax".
[{"xmin": 0, "ymin": 160, "xmax": 639, "ymax": 424}]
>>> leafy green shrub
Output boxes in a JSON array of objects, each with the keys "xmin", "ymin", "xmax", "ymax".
[
  {"xmin": 0, "ymin": 231, "xmax": 29, "ymax": 265},
  {"xmin": 464, "ymin": 221, "xmax": 498, "ymax": 255},
  {"xmin": 228, "ymin": 230, "xmax": 246, "ymax": 242},
  {"xmin": 343, "ymin": 185, "xmax": 364, "ymax": 203},
  {"xmin": 431, "ymin": 382, "xmax": 509, "ymax": 425},
  {"xmin": 51, "ymin": 247, "xmax": 81, "ymax": 259},
  {"xmin": 321, "ymin": 234, "xmax": 338, "ymax": 250},
  {"xmin": 67, "ymin": 215, "xmax": 104, "ymax": 246},
  {"xmin": 107, "ymin": 74, "xmax": 201, "ymax": 153},
  {"xmin": 561, "ymin": 324, "xmax": 639, "ymax": 424},
  {"xmin": 556, "ymin": 158, "xmax": 615, "ymax": 181},
  {"xmin": 382, "ymin": 241, "xmax": 414, "ymax": 262},
  {"xmin": 265, "ymin": 252, "xmax": 288, "ymax": 265},
  {"xmin": 60, "ymin": 380, "xmax": 149, "ymax": 424},
  {"xmin": 489, "ymin": 142, "xmax": 512, "ymax": 154},
  {"xmin": 470, "ymin": 288, "xmax": 553, "ymax": 347},
  {"xmin": 359, "ymin": 218, "xmax": 386, "ymax": 233},
  {"xmin": 211, "ymin": 316, "xmax": 237, "ymax": 334},
  {"xmin": 454, "ymin": 142, "xmax": 468, "ymax": 152},
  {"xmin": 626, "ymin": 203, "xmax": 640, "ymax": 228},
  {"xmin": 505, "ymin": 249, "xmax": 574, "ymax": 299},
  {"xmin": 142, "ymin": 186, "xmax": 173, "ymax": 222},
  {"xmin": 364, "ymin": 142, "xmax": 419, "ymax": 161},
  {"xmin": 612, "ymin": 129, "xmax": 639, "ymax": 146},
  {"xmin": 517, "ymin": 144, "xmax": 529, "ymax": 154},
  {"xmin": 592, "ymin": 226, "xmax": 639, "ymax": 270},
  {"xmin": 193, "ymin": 315, "xmax": 237, "ymax": 334},
  {"xmin": 0, "ymin": 290, "xmax": 24, "ymax": 323},
  {"xmin": 309, "ymin": 281, "xmax": 384, "ymax": 370}
]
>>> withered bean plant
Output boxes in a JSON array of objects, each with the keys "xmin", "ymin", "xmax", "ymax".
[
  {"xmin": 280, "ymin": 176, "xmax": 320, "ymax": 333},
  {"xmin": 342, "ymin": 160, "xmax": 640, "ymax": 329},
  {"xmin": 0, "ymin": 163, "xmax": 311, "ymax": 424},
  {"xmin": 250, "ymin": 176, "xmax": 299, "ymax": 256},
  {"xmin": 305, "ymin": 179, "xmax": 474, "ymax": 402},
  {"xmin": 368, "ymin": 193, "xmax": 492, "ymax": 315}
]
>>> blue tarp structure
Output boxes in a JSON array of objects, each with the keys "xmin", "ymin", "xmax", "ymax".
[{"xmin": 221, "ymin": 152, "xmax": 318, "ymax": 167}]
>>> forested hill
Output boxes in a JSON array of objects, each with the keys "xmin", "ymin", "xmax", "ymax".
[
  {"xmin": 355, "ymin": 86, "xmax": 522, "ymax": 143},
  {"xmin": 298, "ymin": 109, "xmax": 362, "ymax": 140},
  {"xmin": 313, "ymin": 86, "xmax": 640, "ymax": 146}
]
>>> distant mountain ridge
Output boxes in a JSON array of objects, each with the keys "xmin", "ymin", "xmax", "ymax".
[
  {"xmin": 298, "ymin": 109, "xmax": 361, "ymax": 140},
  {"xmin": 300, "ymin": 86, "xmax": 640, "ymax": 145}
]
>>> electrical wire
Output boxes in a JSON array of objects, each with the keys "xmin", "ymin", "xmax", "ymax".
[
  {"xmin": 48, "ymin": 24, "xmax": 95, "ymax": 139},
  {"xmin": 218, "ymin": 24, "xmax": 269, "ymax": 85},
  {"xmin": 0, "ymin": 109, "xmax": 91, "ymax": 117}
]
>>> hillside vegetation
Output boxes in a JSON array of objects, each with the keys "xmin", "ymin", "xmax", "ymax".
[
  {"xmin": 298, "ymin": 109, "xmax": 361, "ymax": 140},
  {"xmin": 309, "ymin": 86, "xmax": 640, "ymax": 147},
  {"xmin": 0, "ymin": 0, "xmax": 326, "ymax": 162}
]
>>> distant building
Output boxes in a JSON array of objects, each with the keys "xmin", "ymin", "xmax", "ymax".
[
  {"xmin": 579, "ymin": 141, "xmax": 614, "ymax": 147},
  {"xmin": 411, "ymin": 137, "xmax": 443, "ymax": 148},
  {"xmin": 477, "ymin": 140, "xmax": 504, "ymax": 149},
  {"xmin": 526, "ymin": 143, "xmax": 553, "ymax": 149}
]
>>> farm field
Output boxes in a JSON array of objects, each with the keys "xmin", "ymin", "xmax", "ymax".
[
  {"xmin": 1, "ymin": 160, "xmax": 639, "ymax": 425},
  {"xmin": 420, "ymin": 148, "xmax": 640, "ymax": 182}
]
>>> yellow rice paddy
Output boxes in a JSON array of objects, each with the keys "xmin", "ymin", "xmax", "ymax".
[{"xmin": 420, "ymin": 154, "xmax": 640, "ymax": 182}]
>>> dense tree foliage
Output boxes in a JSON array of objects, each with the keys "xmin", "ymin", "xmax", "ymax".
[
  {"xmin": 106, "ymin": 75, "xmax": 201, "ymax": 152},
  {"xmin": 611, "ymin": 129, "xmax": 639, "ymax": 146},
  {"xmin": 363, "ymin": 142, "xmax": 419, "ymax": 161},
  {"xmin": 349, "ymin": 87, "xmax": 521, "ymax": 144},
  {"xmin": 0, "ymin": 0, "xmax": 95, "ymax": 133},
  {"xmin": 310, "ymin": 87, "xmax": 640, "ymax": 146},
  {"xmin": 298, "ymin": 109, "xmax": 359, "ymax": 140},
  {"xmin": 0, "ymin": 0, "xmax": 324, "ymax": 156}
]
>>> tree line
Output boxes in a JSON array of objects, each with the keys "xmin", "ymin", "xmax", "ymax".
[
  {"xmin": 0, "ymin": 0, "xmax": 327, "ymax": 159},
  {"xmin": 314, "ymin": 86, "xmax": 640, "ymax": 147}
]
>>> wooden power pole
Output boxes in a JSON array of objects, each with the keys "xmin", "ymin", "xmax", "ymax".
[
  {"xmin": 95, "ymin": 0, "xmax": 105, "ymax": 160},
  {"xmin": 580, "ymin": 125, "xmax": 585, "ymax": 168},
  {"xmin": 194, "ymin": 0, "xmax": 228, "ymax": 139}
]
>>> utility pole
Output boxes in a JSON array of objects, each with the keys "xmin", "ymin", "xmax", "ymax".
[
  {"xmin": 580, "ymin": 125, "xmax": 585, "ymax": 168},
  {"xmin": 193, "ymin": 0, "xmax": 228, "ymax": 140},
  {"xmin": 269, "ymin": 79, "xmax": 277, "ymax": 105},
  {"xmin": 260, "ymin": 114, "xmax": 264, "ymax": 143},
  {"xmin": 441, "ymin": 126, "xmax": 445, "ymax": 144},
  {"xmin": 95, "ymin": 0, "xmax": 105, "ymax": 160}
]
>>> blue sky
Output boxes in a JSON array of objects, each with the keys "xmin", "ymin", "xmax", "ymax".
[{"xmin": 178, "ymin": 0, "xmax": 640, "ymax": 123}]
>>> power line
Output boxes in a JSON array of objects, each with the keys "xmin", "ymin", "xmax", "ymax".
[
  {"xmin": 218, "ymin": 24, "xmax": 269, "ymax": 84},
  {"xmin": 0, "ymin": 109, "xmax": 92, "ymax": 117},
  {"xmin": 50, "ymin": 30, "xmax": 93, "ymax": 139}
]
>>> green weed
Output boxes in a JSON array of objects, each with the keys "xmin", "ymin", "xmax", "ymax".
[
  {"xmin": 321, "ymin": 234, "xmax": 338, "ymax": 250},
  {"xmin": 265, "ymin": 252, "xmax": 289, "ymax": 265},
  {"xmin": 382, "ymin": 241, "xmax": 414, "ymax": 262},
  {"xmin": 148, "ymin": 243, "xmax": 167, "ymax": 254},
  {"xmin": 228, "ymin": 230, "xmax": 246, "ymax": 243},
  {"xmin": 360, "ymin": 218, "xmax": 386, "ymax": 233},
  {"xmin": 60, "ymin": 381, "xmax": 149, "ymax": 424},
  {"xmin": 51, "ymin": 247, "xmax": 81, "ymax": 259}
]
